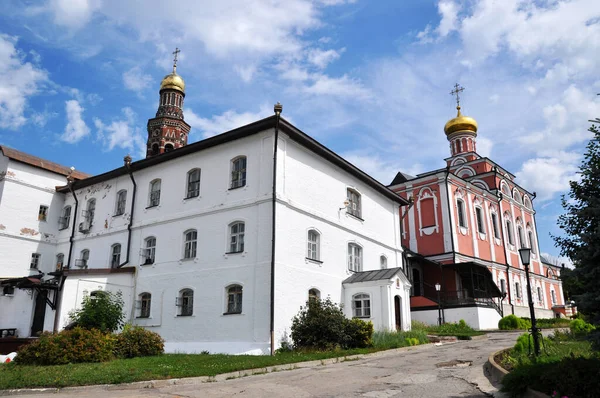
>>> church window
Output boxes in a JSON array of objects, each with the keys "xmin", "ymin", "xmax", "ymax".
[
  {"xmin": 186, "ymin": 169, "xmax": 201, "ymax": 198},
  {"xmin": 115, "ymin": 190, "xmax": 127, "ymax": 216},
  {"xmin": 111, "ymin": 244, "xmax": 121, "ymax": 268},
  {"xmin": 352, "ymin": 293, "xmax": 371, "ymax": 318},
  {"xmin": 149, "ymin": 179, "xmax": 161, "ymax": 207},
  {"xmin": 231, "ymin": 156, "xmax": 247, "ymax": 189},
  {"xmin": 517, "ymin": 225, "xmax": 525, "ymax": 249},
  {"xmin": 30, "ymin": 253, "xmax": 41, "ymax": 269},
  {"xmin": 307, "ymin": 229, "xmax": 320, "ymax": 261},
  {"xmin": 528, "ymin": 230, "xmax": 536, "ymax": 253},
  {"xmin": 143, "ymin": 237, "xmax": 156, "ymax": 265},
  {"xmin": 475, "ymin": 207, "xmax": 485, "ymax": 234},
  {"xmin": 420, "ymin": 197, "xmax": 435, "ymax": 227},
  {"xmin": 537, "ymin": 287, "xmax": 542, "ymax": 303},
  {"xmin": 164, "ymin": 143, "xmax": 174, "ymax": 152},
  {"xmin": 139, "ymin": 293, "xmax": 151, "ymax": 318},
  {"xmin": 84, "ymin": 199, "xmax": 96, "ymax": 225},
  {"xmin": 491, "ymin": 213, "xmax": 500, "ymax": 239},
  {"xmin": 38, "ymin": 205, "xmax": 48, "ymax": 222},
  {"xmin": 229, "ymin": 222, "xmax": 245, "ymax": 253},
  {"xmin": 348, "ymin": 243, "xmax": 362, "ymax": 272},
  {"xmin": 346, "ymin": 188, "xmax": 362, "ymax": 218},
  {"xmin": 59, "ymin": 206, "xmax": 71, "ymax": 230},
  {"xmin": 77, "ymin": 249, "xmax": 89, "ymax": 268},
  {"xmin": 380, "ymin": 255, "xmax": 388, "ymax": 269},
  {"xmin": 456, "ymin": 199, "xmax": 466, "ymax": 228},
  {"xmin": 506, "ymin": 219, "xmax": 514, "ymax": 245},
  {"xmin": 183, "ymin": 230, "xmax": 197, "ymax": 259},
  {"xmin": 177, "ymin": 289, "xmax": 194, "ymax": 316},
  {"xmin": 308, "ymin": 288, "xmax": 320, "ymax": 301},
  {"xmin": 500, "ymin": 279, "xmax": 506, "ymax": 295},
  {"xmin": 56, "ymin": 253, "xmax": 64, "ymax": 271},
  {"xmin": 515, "ymin": 282, "xmax": 521, "ymax": 299},
  {"xmin": 551, "ymin": 290, "xmax": 556, "ymax": 305},
  {"xmin": 151, "ymin": 144, "xmax": 159, "ymax": 156},
  {"xmin": 225, "ymin": 285, "xmax": 243, "ymax": 314}
]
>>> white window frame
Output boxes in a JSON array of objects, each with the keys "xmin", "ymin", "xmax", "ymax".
[
  {"xmin": 551, "ymin": 290, "xmax": 556, "ymax": 305},
  {"xmin": 491, "ymin": 212, "xmax": 500, "ymax": 239},
  {"xmin": 59, "ymin": 206, "xmax": 71, "ymax": 230},
  {"xmin": 528, "ymin": 230, "xmax": 537, "ymax": 254},
  {"xmin": 77, "ymin": 249, "xmax": 90, "ymax": 268},
  {"xmin": 229, "ymin": 221, "xmax": 245, "ymax": 253},
  {"xmin": 111, "ymin": 244, "xmax": 121, "ymax": 268},
  {"xmin": 348, "ymin": 243, "xmax": 362, "ymax": 272},
  {"xmin": 475, "ymin": 206, "xmax": 485, "ymax": 234},
  {"xmin": 352, "ymin": 293, "xmax": 371, "ymax": 318},
  {"xmin": 308, "ymin": 288, "xmax": 321, "ymax": 301},
  {"xmin": 515, "ymin": 282, "xmax": 521, "ymax": 299},
  {"xmin": 230, "ymin": 156, "xmax": 247, "ymax": 189},
  {"xmin": 457, "ymin": 198, "xmax": 467, "ymax": 228},
  {"xmin": 30, "ymin": 253, "xmax": 41, "ymax": 269},
  {"xmin": 506, "ymin": 219, "xmax": 515, "ymax": 246},
  {"xmin": 225, "ymin": 284, "xmax": 243, "ymax": 314},
  {"xmin": 186, "ymin": 169, "xmax": 201, "ymax": 199},
  {"xmin": 380, "ymin": 255, "xmax": 387, "ymax": 269},
  {"xmin": 178, "ymin": 289, "xmax": 194, "ymax": 316},
  {"xmin": 307, "ymin": 229, "xmax": 320, "ymax": 261},
  {"xmin": 149, "ymin": 179, "xmax": 161, "ymax": 207},
  {"xmin": 139, "ymin": 292, "xmax": 151, "ymax": 318},
  {"xmin": 115, "ymin": 190, "xmax": 127, "ymax": 216},
  {"xmin": 143, "ymin": 237, "xmax": 156, "ymax": 265},
  {"xmin": 84, "ymin": 199, "xmax": 96, "ymax": 225},
  {"xmin": 38, "ymin": 205, "xmax": 48, "ymax": 222},
  {"xmin": 183, "ymin": 230, "xmax": 197, "ymax": 259},
  {"xmin": 346, "ymin": 188, "xmax": 362, "ymax": 219}
]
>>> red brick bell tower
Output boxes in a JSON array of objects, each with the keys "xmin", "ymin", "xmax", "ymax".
[{"xmin": 146, "ymin": 48, "xmax": 191, "ymax": 158}]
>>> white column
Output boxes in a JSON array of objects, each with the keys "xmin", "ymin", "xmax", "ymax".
[{"xmin": 467, "ymin": 192, "xmax": 479, "ymax": 257}]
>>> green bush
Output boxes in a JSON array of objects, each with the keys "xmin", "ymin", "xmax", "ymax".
[
  {"xmin": 570, "ymin": 319, "xmax": 596, "ymax": 335},
  {"xmin": 114, "ymin": 325, "xmax": 165, "ymax": 358},
  {"xmin": 16, "ymin": 327, "xmax": 116, "ymax": 365},
  {"xmin": 427, "ymin": 319, "xmax": 483, "ymax": 337},
  {"xmin": 498, "ymin": 315, "xmax": 531, "ymax": 330},
  {"xmin": 290, "ymin": 298, "xmax": 350, "ymax": 350},
  {"xmin": 344, "ymin": 318, "xmax": 374, "ymax": 349},
  {"xmin": 410, "ymin": 320, "xmax": 428, "ymax": 331},
  {"xmin": 69, "ymin": 290, "xmax": 125, "ymax": 333}
]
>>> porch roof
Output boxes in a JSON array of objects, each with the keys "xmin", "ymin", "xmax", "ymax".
[
  {"xmin": 343, "ymin": 267, "xmax": 404, "ymax": 284},
  {"xmin": 446, "ymin": 261, "xmax": 503, "ymax": 298}
]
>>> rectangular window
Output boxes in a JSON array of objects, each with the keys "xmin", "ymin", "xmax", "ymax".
[
  {"xmin": 307, "ymin": 230, "xmax": 320, "ymax": 261},
  {"xmin": 475, "ymin": 207, "xmax": 485, "ymax": 234},
  {"xmin": 149, "ymin": 180, "xmax": 161, "ymax": 207},
  {"xmin": 348, "ymin": 244, "xmax": 362, "ymax": 272},
  {"xmin": 186, "ymin": 169, "xmax": 201, "ymax": 198},
  {"xmin": 229, "ymin": 222, "xmax": 245, "ymax": 253},
  {"xmin": 515, "ymin": 283, "xmax": 521, "ymax": 299},
  {"xmin": 506, "ymin": 221, "xmax": 515, "ymax": 245},
  {"xmin": 353, "ymin": 294, "xmax": 371, "ymax": 318},
  {"xmin": 38, "ymin": 205, "xmax": 48, "ymax": 222},
  {"xmin": 184, "ymin": 231, "xmax": 197, "ymax": 259},
  {"xmin": 457, "ymin": 199, "xmax": 466, "ymax": 228},
  {"xmin": 491, "ymin": 213, "xmax": 500, "ymax": 239},
  {"xmin": 30, "ymin": 253, "xmax": 41, "ymax": 269},
  {"xmin": 500, "ymin": 279, "xmax": 506, "ymax": 294},
  {"xmin": 144, "ymin": 238, "xmax": 156, "ymax": 264},
  {"xmin": 226, "ymin": 285, "xmax": 243, "ymax": 314},
  {"xmin": 346, "ymin": 189, "xmax": 362, "ymax": 218},
  {"xmin": 59, "ymin": 206, "xmax": 71, "ymax": 230},
  {"xmin": 231, "ymin": 157, "xmax": 247, "ymax": 189},
  {"xmin": 115, "ymin": 190, "xmax": 127, "ymax": 216}
]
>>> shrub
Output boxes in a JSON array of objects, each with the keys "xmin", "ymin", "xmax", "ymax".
[
  {"xmin": 411, "ymin": 320, "xmax": 428, "ymax": 331},
  {"xmin": 344, "ymin": 318, "xmax": 374, "ymax": 349},
  {"xmin": 372, "ymin": 330, "xmax": 429, "ymax": 349},
  {"xmin": 69, "ymin": 290, "xmax": 125, "ymax": 333},
  {"xmin": 570, "ymin": 319, "xmax": 595, "ymax": 335},
  {"xmin": 291, "ymin": 298, "xmax": 349, "ymax": 350},
  {"xmin": 114, "ymin": 325, "xmax": 164, "ymax": 358},
  {"xmin": 16, "ymin": 327, "xmax": 115, "ymax": 365},
  {"xmin": 498, "ymin": 315, "xmax": 531, "ymax": 330}
]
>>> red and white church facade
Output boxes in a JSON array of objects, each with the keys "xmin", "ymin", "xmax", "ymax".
[{"xmin": 389, "ymin": 100, "xmax": 564, "ymax": 329}]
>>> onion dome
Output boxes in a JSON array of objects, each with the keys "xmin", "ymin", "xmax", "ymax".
[
  {"xmin": 444, "ymin": 106, "xmax": 478, "ymax": 137},
  {"xmin": 160, "ymin": 68, "xmax": 185, "ymax": 93}
]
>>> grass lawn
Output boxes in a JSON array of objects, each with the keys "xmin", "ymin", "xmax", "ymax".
[{"xmin": 416, "ymin": 321, "xmax": 486, "ymax": 339}]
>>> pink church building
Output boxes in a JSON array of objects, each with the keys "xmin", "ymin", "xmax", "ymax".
[{"xmin": 389, "ymin": 98, "xmax": 564, "ymax": 329}]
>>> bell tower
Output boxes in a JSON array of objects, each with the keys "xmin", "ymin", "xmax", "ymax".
[{"xmin": 146, "ymin": 48, "xmax": 191, "ymax": 158}]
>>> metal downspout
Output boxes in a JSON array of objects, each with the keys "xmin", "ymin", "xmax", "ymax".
[
  {"xmin": 270, "ymin": 104, "xmax": 282, "ymax": 355},
  {"xmin": 119, "ymin": 155, "xmax": 136, "ymax": 268}
]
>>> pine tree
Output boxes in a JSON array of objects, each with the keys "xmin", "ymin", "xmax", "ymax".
[{"xmin": 554, "ymin": 122, "xmax": 600, "ymax": 323}]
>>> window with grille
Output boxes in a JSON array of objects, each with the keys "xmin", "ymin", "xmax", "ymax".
[
  {"xmin": 346, "ymin": 189, "xmax": 362, "ymax": 218},
  {"xmin": 307, "ymin": 230, "xmax": 320, "ymax": 261},
  {"xmin": 59, "ymin": 206, "xmax": 71, "ymax": 230},
  {"xmin": 183, "ymin": 230, "xmax": 197, "ymax": 259},
  {"xmin": 178, "ymin": 289, "xmax": 193, "ymax": 316},
  {"xmin": 144, "ymin": 237, "xmax": 156, "ymax": 264},
  {"xmin": 231, "ymin": 156, "xmax": 247, "ymax": 189},
  {"xmin": 475, "ymin": 207, "xmax": 485, "ymax": 234},
  {"xmin": 353, "ymin": 293, "xmax": 371, "ymax": 318},
  {"xmin": 348, "ymin": 243, "xmax": 362, "ymax": 272},
  {"xmin": 115, "ymin": 190, "xmax": 127, "ymax": 216},
  {"xmin": 226, "ymin": 285, "xmax": 243, "ymax": 314},
  {"xmin": 38, "ymin": 205, "xmax": 48, "ymax": 222},
  {"xmin": 457, "ymin": 199, "xmax": 466, "ymax": 228},
  {"xmin": 111, "ymin": 244, "xmax": 121, "ymax": 268},
  {"xmin": 149, "ymin": 180, "xmax": 161, "ymax": 207},
  {"xmin": 186, "ymin": 169, "xmax": 201, "ymax": 198},
  {"xmin": 229, "ymin": 222, "xmax": 245, "ymax": 253},
  {"xmin": 139, "ymin": 293, "xmax": 151, "ymax": 318},
  {"xmin": 30, "ymin": 253, "xmax": 41, "ymax": 269}
]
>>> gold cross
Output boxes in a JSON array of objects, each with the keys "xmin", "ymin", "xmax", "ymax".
[
  {"xmin": 450, "ymin": 83, "xmax": 465, "ymax": 108},
  {"xmin": 173, "ymin": 48, "xmax": 181, "ymax": 67}
]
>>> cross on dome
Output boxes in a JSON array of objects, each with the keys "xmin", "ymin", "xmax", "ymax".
[
  {"xmin": 450, "ymin": 83, "xmax": 465, "ymax": 109},
  {"xmin": 172, "ymin": 47, "xmax": 181, "ymax": 72}
]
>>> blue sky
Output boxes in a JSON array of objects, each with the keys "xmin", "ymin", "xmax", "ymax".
[{"xmin": 1, "ymin": 0, "xmax": 599, "ymax": 260}]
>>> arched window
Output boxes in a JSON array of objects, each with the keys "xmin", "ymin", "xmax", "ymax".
[
  {"xmin": 226, "ymin": 285, "xmax": 243, "ymax": 314},
  {"xmin": 178, "ymin": 289, "xmax": 194, "ymax": 316},
  {"xmin": 151, "ymin": 144, "xmax": 159, "ymax": 156},
  {"xmin": 524, "ymin": 196, "xmax": 532, "ymax": 209},
  {"xmin": 186, "ymin": 169, "xmax": 201, "ymax": 198},
  {"xmin": 491, "ymin": 212, "xmax": 500, "ymax": 239},
  {"xmin": 505, "ymin": 218, "xmax": 515, "ymax": 245},
  {"xmin": 515, "ymin": 282, "xmax": 521, "ymax": 299},
  {"xmin": 346, "ymin": 188, "xmax": 362, "ymax": 218},
  {"xmin": 115, "ymin": 190, "xmax": 127, "ymax": 216},
  {"xmin": 308, "ymin": 288, "xmax": 320, "ymax": 301},
  {"xmin": 551, "ymin": 290, "xmax": 557, "ymax": 305},
  {"xmin": 230, "ymin": 156, "xmax": 247, "ymax": 189},
  {"xmin": 475, "ymin": 206, "xmax": 485, "ymax": 234},
  {"xmin": 110, "ymin": 244, "xmax": 121, "ymax": 268},
  {"xmin": 164, "ymin": 143, "xmax": 174, "ymax": 152},
  {"xmin": 183, "ymin": 230, "xmax": 197, "ymax": 259},
  {"xmin": 144, "ymin": 237, "xmax": 156, "ymax": 264},
  {"xmin": 139, "ymin": 293, "xmax": 151, "ymax": 318},
  {"xmin": 347, "ymin": 243, "xmax": 362, "ymax": 272},
  {"xmin": 149, "ymin": 179, "xmax": 161, "ymax": 207},
  {"xmin": 537, "ymin": 287, "xmax": 542, "ymax": 303},
  {"xmin": 501, "ymin": 181, "xmax": 511, "ymax": 196},
  {"xmin": 499, "ymin": 279, "xmax": 506, "ymax": 295},
  {"xmin": 85, "ymin": 199, "xmax": 96, "ymax": 224},
  {"xmin": 59, "ymin": 206, "xmax": 71, "ymax": 230},
  {"xmin": 380, "ymin": 255, "xmax": 388, "ymax": 269},
  {"xmin": 517, "ymin": 225, "xmax": 525, "ymax": 249},
  {"xmin": 352, "ymin": 293, "xmax": 371, "ymax": 318},
  {"xmin": 307, "ymin": 229, "xmax": 320, "ymax": 261},
  {"xmin": 229, "ymin": 221, "xmax": 245, "ymax": 253},
  {"xmin": 77, "ymin": 249, "xmax": 89, "ymax": 268},
  {"xmin": 456, "ymin": 199, "xmax": 467, "ymax": 228},
  {"xmin": 513, "ymin": 190, "xmax": 523, "ymax": 204},
  {"xmin": 56, "ymin": 253, "xmax": 64, "ymax": 271},
  {"xmin": 528, "ymin": 229, "xmax": 537, "ymax": 254}
]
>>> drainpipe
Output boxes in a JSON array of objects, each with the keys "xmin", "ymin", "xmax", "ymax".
[
  {"xmin": 53, "ymin": 168, "xmax": 79, "ymax": 332},
  {"xmin": 119, "ymin": 155, "xmax": 136, "ymax": 268},
  {"xmin": 441, "ymin": 166, "xmax": 453, "ymax": 323},
  {"xmin": 498, "ymin": 192, "xmax": 514, "ymax": 315},
  {"xmin": 270, "ymin": 103, "xmax": 282, "ymax": 355}
]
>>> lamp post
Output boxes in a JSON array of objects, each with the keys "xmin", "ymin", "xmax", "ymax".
[
  {"xmin": 435, "ymin": 282, "xmax": 442, "ymax": 326},
  {"xmin": 518, "ymin": 247, "xmax": 540, "ymax": 356}
]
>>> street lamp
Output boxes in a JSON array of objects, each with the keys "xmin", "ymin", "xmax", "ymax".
[
  {"xmin": 435, "ymin": 282, "xmax": 442, "ymax": 326},
  {"xmin": 518, "ymin": 247, "xmax": 540, "ymax": 356}
]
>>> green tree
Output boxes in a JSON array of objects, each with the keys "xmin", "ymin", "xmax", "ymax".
[
  {"xmin": 69, "ymin": 290, "xmax": 125, "ymax": 333},
  {"xmin": 554, "ymin": 122, "xmax": 600, "ymax": 323}
]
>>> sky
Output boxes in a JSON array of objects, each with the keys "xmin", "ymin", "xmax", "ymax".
[{"xmin": 1, "ymin": 0, "xmax": 599, "ymax": 260}]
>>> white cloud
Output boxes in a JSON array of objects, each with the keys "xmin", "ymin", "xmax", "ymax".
[
  {"xmin": 122, "ymin": 66, "xmax": 153, "ymax": 93},
  {"xmin": 436, "ymin": 1, "xmax": 460, "ymax": 37},
  {"xmin": 307, "ymin": 48, "xmax": 344, "ymax": 69},
  {"xmin": 234, "ymin": 65, "xmax": 257, "ymax": 83},
  {"xmin": 0, "ymin": 35, "xmax": 48, "ymax": 129},
  {"xmin": 515, "ymin": 155, "xmax": 579, "ymax": 201},
  {"xmin": 94, "ymin": 107, "xmax": 146, "ymax": 158},
  {"xmin": 61, "ymin": 100, "xmax": 90, "ymax": 143},
  {"xmin": 302, "ymin": 74, "xmax": 371, "ymax": 99},
  {"xmin": 186, "ymin": 106, "xmax": 272, "ymax": 139},
  {"xmin": 31, "ymin": 110, "xmax": 58, "ymax": 127},
  {"xmin": 49, "ymin": 0, "xmax": 101, "ymax": 30},
  {"xmin": 342, "ymin": 151, "xmax": 424, "ymax": 185}
]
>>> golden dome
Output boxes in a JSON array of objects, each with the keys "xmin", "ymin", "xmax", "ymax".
[
  {"xmin": 160, "ymin": 68, "xmax": 185, "ymax": 93},
  {"xmin": 444, "ymin": 106, "xmax": 478, "ymax": 137}
]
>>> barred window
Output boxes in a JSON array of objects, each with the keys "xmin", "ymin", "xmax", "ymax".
[
  {"xmin": 226, "ymin": 285, "xmax": 243, "ymax": 314},
  {"xmin": 178, "ymin": 289, "xmax": 194, "ymax": 316}
]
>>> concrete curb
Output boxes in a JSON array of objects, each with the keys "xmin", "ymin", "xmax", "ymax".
[
  {"xmin": 1, "ymin": 340, "xmax": 455, "ymax": 396},
  {"xmin": 485, "ymin": 348, "xmax": 549, "ymax": 398}
]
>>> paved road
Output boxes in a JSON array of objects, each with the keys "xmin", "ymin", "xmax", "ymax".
[{"xmin": 10, "ymin": 332, "xmax": 521, "ymax": 398}]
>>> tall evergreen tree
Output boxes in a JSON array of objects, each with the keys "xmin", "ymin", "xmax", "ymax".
[{"xmin": 554, "ymin": 122, "xmax": 600, "ymax": 323}]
